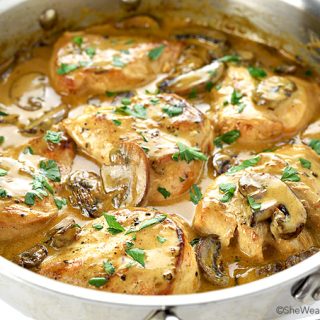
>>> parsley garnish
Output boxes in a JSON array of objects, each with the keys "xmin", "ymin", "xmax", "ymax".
[
  {"xmin": 309, "ymin": 139, "xmax": 320, "ymax": 155},
  {"xmin": 57, "ymin": 63, "xmax": 79, "ymax": 75},
  {"xmin": 104, "ymin": 213, "xmax": 125, "ymax": 235},
  {"xmin": 103, "ymin": 261, "xmax": 115, "ymax": 275},
  {"xmin": 190, "ymin": 238, "xmax": 200, "ymax": 246},
  {"xmin": 112, "ymin": 119, "xmax": 122, "ymax": 126},
  {"xmin": 25, "ymin": 192, "xmax": 36, "ymax": 206},
  {"xmin": 0, "ymin": 110, "xmax": 8, "ymax": 116},
  {"xmin": 0, "ymin": 168, "xmax": 7, "ymax": 176},
  {"xmin": 0, "ymin": 136, "xmax": 4, "ymax": 145},
  {"xmin": 162, "ymin": 105, "xmax": 183, "ymax": 117},
  {"xmin": 44, "ymin": 131, "xmax": 62, "ymax": 144},
  {"xmin": 39, "ymin": 160, "xmax": 61, "ymax": 182},
  {"xmin": 73, "ymin": 36, "xmax": 83, "ymax": 47},
  {"xmin": 121, "ymin": 98, "xmax": 131, "ymax": 105},
  {"xmin": 231, "ymin": 89, "xmax": 243, "ymax": 105},
  {"xmin": 219, "ymin": 183, "xmax": 236, "ymax": 202},
  {"xmin": 112, "ymin": 55, "xmax": 125, "ymax": 68},
  {"xmin": 126, "ymin": 214, "xmax": 167, "ymax": 234},
  {"xmin": 205, "ymin": 81, "xmax": 214, "ymax": 92},
  {"xmin": 157, "ymin": 235, "xmax": 167, "ymax": 244},
  {"xmin": 218, "ymin": 55, "xmax": 241, "ymax": 63},
  {"xmin": 248, "ymin": 66, "xmax": 267, "ymax": 79},
  {"xmin": 92, "ymin": 224, "xmax": 103, "ymax": 230},
  {"xmin": 125, "ymin": 248, "xmax": 145, "ymax": 267},
  {"xmin": 188, "ymin": 88, "xmax": 197, "ymax": 99},
  {"xmin": 247, "ymin": 196, "xmax": 261, "ymax": 211},
  {"xmin": 114, "ymin": 104, "xmax": 147, "ymax": 119},
  {"xmin": 23, "ymin": 146, "xmax": 34, "ymax": 155},
  {"xmin": 148, "ymin": 44, "xmax": 165, "ymax": 61},
  {"xmin": 299, "ymin": 158, "xmax": 311, "ymax": 169},
  {"xmin": 281, "ymin": 166, "xmax": 300, "ymax": 182},
  {"xmin": 214, "ymin": 130, "xmax": 240, "ymax": 148},
  {"xmin": 227, "ymin": 156, "xmax": 261, "ymax": 174},
  {"xmin": 54, "ymin": 197, "xmax": 67, "ymax": 210},
  {"xmin": 88, "ymin": 277, "xmax": 107, "ymax": 287},
  {"xmin": 157, "ymin": 187, "xmax": 171, "ymax": 199},
  {"xmin": 0, "ymin": 189, "xmax": 7, "ymax": 198},
  {"xmin": 172, "ymin": 142, "xmax": 208, "ymax": 163},
  {"xmin": 189, "ymin": 184, "xmax": 202, "ymax": 205},
  {"xmin": 85, "ymin": 47, "xmax": 96, "ymax": 58}
]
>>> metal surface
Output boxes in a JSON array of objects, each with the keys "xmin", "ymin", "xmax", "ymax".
[
  {"xmin": 292, "ymin": 272, "xmax": 320, "ymax": 304},
  {"xmin": 0, "ymin": 0, "xmax": 320, "ymax": 319}
]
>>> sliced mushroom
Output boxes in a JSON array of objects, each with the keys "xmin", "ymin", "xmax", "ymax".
[
  {"xmin": 252, "ymin": 76, "xmax": 297, "ymax": 109},
  {"xmin": 256, "ymin": 261, "xmax": 284, "ymax": 277},
  {"xmin": 159, "ymin": 61, "xmax": 224, "ymax": 95},
  {"xmin": 274, "ymin": 65, "xmax": 297, "ymax": 75},
  {"xmin": 16, "ymin": 244, "xmax": 48, "ymax": 269},
  {"xmin": 66, "ymin": 170, "xmax": 107, "ymax": 218},
  {"xmin": 115, "ymin": 15, "xmax": 159, "ymax": 30},
  {"xmin": 196, "ymin": 235, "xmax": 229, "ymax": 287},
  {"xmin": 284, "ymin": 247, "xmax": 319, "ymax": 268},
  {"xmin": 238, "ymin": 173, "xmax": 307, "ymax": 239},
  {"xmin": 212, "ymin": 153, "xmax": 232, "ymax": 175},
  {"xmin": 101, "ymin": 142, "xmax": 150, "ymax": 208},
  {"xmin": 46, "ymin": 218, "xmax": 80, "ymax": 249}
]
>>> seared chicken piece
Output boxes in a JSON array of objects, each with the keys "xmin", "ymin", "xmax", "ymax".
[
  {"xmin": 38, "ymin": 208, "xmax": 200, "ymax": 295},
  {"xmin": 0, "ymin": 131, "xmax": 75, "ymax": 241},
  {"xmin": 49, "ymin": 32, "xmax": 182, "ymax": 96},
  {"xmin": 212, "ymin": 66, "xmax": 320, "ymax": 145},
  {"xmin": 193, "ymin": 144, "xmax": 320, "ymax": 262},
  {"xmin": 63, "ymin": 93, "xmax": 212, "ymax": 204}
]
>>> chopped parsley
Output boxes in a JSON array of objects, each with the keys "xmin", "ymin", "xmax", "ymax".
[
  {"xmin": 157, "ymin": 186, "xmax": 171, "ymax": 199},
  {"xmin": 125, "ymin": 248, "xmax": 145, "ymax": 267},
  {"xmin": 57, "ymin": 63, "xmax": 78, "ymax": 75},
  {"xmin": 219, "ymin": 183, "xmax": 236, "ymax": 202},
  {"xmin": 72, "ymin": 36, "xmax": 83, "ymax": 47},
  {"xmin": 39, "ymin": 160, "xmax": 61, "ymax": 182},
  {"xmin": 112, "ymin": 55, "xmax": 125, "ymax": 68},
  {"xmin": 309, "ymin": 139, "xmax": 320, "ymax": 155},
  {"xmin": 172, "ymin": 142, "xmax": 208, "ymax": 163},
  {"xmin": 189, "ymin": 184, "xmax": 202, "ymax": 205},
  {"xmin": 103, "ymin": 261, "xmax": 115, "ymax": 275},
  {"xmin": 44, "ymin": 130, "xmax": 62, "ymax": 144},
  {"xmin": 0, "ymin": 168, "xmax": 7, "ymax": 176},
  {"xmin": 205, "ymin": 81, "xmax": 214, "ymax": 92},
  {"xmin": 247, "ymin": 196, "xmax": 261, "ymax": 211},
  {"xmin": 85, "ymin": 47, "xmax": 96, "ymax": 58},
  {"xmin": 0, "ymin": 110, "xmax": 8, "ymax": 116},
  {"xmin": 88, "ymin": 277, "xmax": 107, "ymax": 287},
  {"xmin": 0, "ymin": 136, "xmax": 4, "ymax": 145},
  {"xmin": 218, "ymin": 55, "xmax": 241, "ymax": 63},
  {"xmin": 157, "ymin": 235, "xmax": 167, "ymax": 244},
  {"xmin": 227, "ymin": 156, "xmax": 261, "ymax": 174},
  {"xmin": 281, "ymin": 166, "xmax": 300, "ymax": 182},
  {"xmin": 104, "ymin": 213, "xmax": 125, "ymax": 235},
  {"xmin": 112, "ymin": 119, "xmax": 122, "ymax": 126},
  {"xmin": 126, "ymin": 214, "xmax": 167, "ymax": 234},
  {"xmin": 162, "ymin": 105, "xmax": 183, "ymax": 117},
  {"xmin": 121, "ymin": 98, "xmax": 131, "ymax": 105},
  {"xmin": 92, "ymin": 223, "xmax": 104, "ymax": 230},
  {"xmin": 230, "ymin": 89, "xmax": 243, "ymax": 105},
  {"xmin": 299, "ymin": 158, "xmax": 311, "ymax": 169},
  {"xmin": 214, "ymin": 130, "xmax": 240, "ymax": 148},
  {"xmin": 23, "ymin": 146, "xmax": 34, "ymax": 155},
  {"xmin": 188, "ymin": 88, "xmax": 198, "ymax": 99},
  {"xmin": 115, "ymin": 104, "xmax": 147, "ymax": 119},
  {"xmin": 148, "ymin": 44, "xmax": 165, "ymax": 61},
  {"xmin": 248, "ymin": 66, "xmax": 267, "ymax": 79},
  {"xmin": 190, "ymin": 238, "xmax": 200, "ymax": 246},
  {"xmin": 0, "ymin": 189, "xmax": 7, "ymax": 198},
  {"xmin": 106, "ymin": 91, "xmax": 117, "ymax": 97},
  {"xmin": 54, "ymin": 197, "xmax": 67, "ymax": 210},
  {"xmin": 25, "ymin": 192, "xmax": 37, "ymax": 206}
]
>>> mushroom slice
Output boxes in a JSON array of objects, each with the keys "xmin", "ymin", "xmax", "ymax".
[
  {"xmin": 16, "ymin": 244, "xmax": 48, "ymax": 269},
  {"xmin": 46, "ymin": 218, "xmax": 80, "ymax": 249},
  {"xmin": 160, "ymin": 61, "xmax": 224, "ymax": 95},
  {"xmin": 212, "ymin": 152, "xmax": 232, "ymax": 175},
  {"xmin": 101, "ymin": 142, "xmax": 150, "ymax": 208},
  {"xmin": 284, "ymin": 247, "xmax": 319, "ymax": 268},
  {"xmin": 66, "ymin": 170, "xmax": 107, "ymax": 218},
  {"xmin": 252, "ymin": 76, "xmax": 297, "ymax": 108},
  {"xmin": 196, "ymin": 235, "xmax": 229, "ymax": 287},
  {"xmin": 238, "ymin": 173, "xmax": 307, "ymax": 239}
]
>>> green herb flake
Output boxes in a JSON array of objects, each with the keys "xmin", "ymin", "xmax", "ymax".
[
  {"xmin": 125, "ymin": 248, "xmax": 145, "ymax": 267},
  {"xmin": 281, "ymin": 166, "xmax": 300, "ymax": 182},
  {"xmin": 248, "ymin": 66, "xmax": 267, "ymax": 79},
  {"xmin": 219, "ymin": 183, "xmax": 236, "ymax": 203},
  {"xmin": 39, "ymin": 160, "xmax": 61, "ymax": 182},
  {"xmin": 0, "ymin": 168, "xmax": 7, "ymax": 176},
  {"xmin": 57, "ymin": 63, "xmax": 79, "ymax": 75},
  {"xmin": 150, "ymin": 97, "xmax": 159, "ymax": 105},
  {"xmin": 0, "ymin": 110, "xmax": 8, "ymax": 116},
  {"xmin": 44, "ymin": 130, "xmax": 62, "ymax": 144},
  {"xmin": 112, "ymin": 55, "xmax": 125, "ymax": 68},
  {"xmin": 179, "ymin": 176, "xmax": 185, "ymax": 182},
  {"xmin": 237, "ymin": 103, "xmax": 246, "ymax": 113},
  {"xmin": 85, "ymin": 47, "xmax": 96, "ymax": 58},
  {"xmin": 88, "ymin": 277, "xmax": 107, "ymax": 287},
  {"xmin": 309, "ymin": 139, "xmax": 320, "ymax": 155},
  {"xmin": 205, "ymin": 81, "xmax": 214, "ymax": 92},
  {"xmin": 54, "ymin": 197, "xmax": 67, "ymax": 210},
  {"xmin": 25, "ymin": 192, "xmax": 36, "ymax": 206},
  {"xmin": 190, "ymin": 238, "xmax": 200, "ymax": 246},
  {"xmin": 172, "ymin": 142, "xmax": 208, "ymax": 163},
  {"xmin": 114, "ymin": 104, "xmax": 146, "ymax": 119},
  {"xmin": 104, "ymin": 213, "xmax": 125, "ymax": 235},
  {"xmin": 157, "ymin": 235, "xmax": 167, "ymax": 244},
  {"xmin": 305, "ymin": 70, "xmax": 313, "ymax": 77},
  {"xmin": 103, "ymin": 260, "xmax": 115, "ymax": 275},
  {"xmin": 157, "ymin": 186, "xmax": 171, "ymax": 199},
  {"xmin": 214, "ymin": 130, "xmax": 240, "ymax": 148},
  {"xmin": 0, "ymin": 136, "xmax": 4, "ymax": 145},
  {"xmin": 121, "ymin": 98, "xmax": 131, "ymax": 105},
  {"xmin": 112, "ymin": 119, "xmax": 122, "ymax": 126},
  {"xmin": 106, "ymin": 91, "xmax": 117, "ymax": 97},
  {"xmin": 227, "ymin": 156, "xmax": 261, "ymax": 174},
  {"xmin": 299, "ymin": 158, "xmax": 311, "ymax": 169},
  {"xmin": 247, "ymin": 196, "xmax": 261, "ymax": 211},
  {"xmin": 92, "ymin": 224, "xmax": 104, "ymax": 230},
  {"xmin": 188, "ymin": 88, "xmax": 198, "ymax": 99},
  {"xmin": 189, "ymin": 184, "xmax": 202, "ymax": 205},
  {"xmin": 72, "ymin": 36, "xmax": 83, "ymax": 47},
  {"xmin": 126, "ymin": 214, "xmax": 167, "ymax": 234},
  {"xmin": 0, "ymin": 189, "xmax": 7, "ymax": 198},
  {"xmin": 23, "ymin": 146, "xmax": 34, "ymax": 155},
  {"xmin": 162, "ymin": 105, "xmax": 183, "ymax": 117},
  {"xmin": 218, "ymin": 55, "xmax": 241, "ymax": 63},
  {"xmin": 231, "ymin": 89, "xmax": 243, "ymax": 105},
  {"xmin": 148, "ymin": 44, "xmax": 165, "ymax": 61}
]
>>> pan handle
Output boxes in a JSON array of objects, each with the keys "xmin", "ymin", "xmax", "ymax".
[{"xmin": 145, "ymin": 309, "xmax": 181, "ymax": 320}]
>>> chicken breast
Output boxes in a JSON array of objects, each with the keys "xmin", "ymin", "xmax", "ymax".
[
  {"xmin": 63, "ymin": 93, "xmax": 212, "ymax": 204},
  {"xmin": 0, "ymin": 131, "xmax": 75, "ymax": 241},
  {"xmin": 193, "ymin": 144, "xmax": 320, "ymax": 262},
  {"xmin": 38, "ymin": 208, "xmax": 200, "ymax": 295},
  {"xmin": 212, "ymin": 66, "xmax": 320, "ymax": 145},
  {"xmin": 49, "ymin": 32, "xmax": 182, "ymax": 96}
]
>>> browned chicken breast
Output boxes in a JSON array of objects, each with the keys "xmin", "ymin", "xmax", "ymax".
[
  {"xmin": 211, "ymin": 66, "xmax": 320, "ymax": 145},
  {"xmin": 193, "ymin": 144, "xmax": 320, "ymax": 262},
  {"xmin": 49, "ymin": 32, "xmax": 182, "ymax": 96},
  {"xmin": 63, "ymin": 93, "xmax": 212, "ymax": 204},
  {"xmin": 38, "ymin": 208, "xmax": 200, "ymax": 295},
  {"xmin": 0, "ymin": 131, "xmax": 75, "ymax": 241}
]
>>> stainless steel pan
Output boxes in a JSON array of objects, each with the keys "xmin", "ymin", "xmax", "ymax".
[{"xmin": 0, "ymin": 1, "xmax": 320, "ymax": 319}]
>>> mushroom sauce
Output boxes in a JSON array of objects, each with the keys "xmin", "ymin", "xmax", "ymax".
[{"xmin": 0, "ymin": 14, "xmax": 320, "ymax": 294}]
